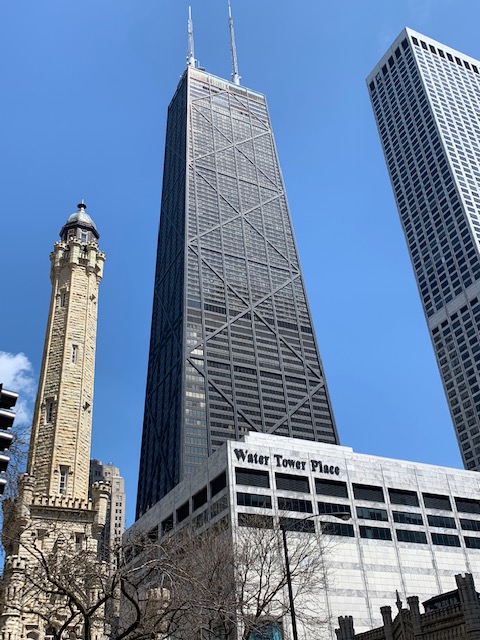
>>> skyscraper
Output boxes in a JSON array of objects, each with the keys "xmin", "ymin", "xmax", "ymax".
[
  {"xmin": 136, "ymin": 10, "xmax": 338, "ymax": 517},
  {"xmin": 368, "ymin": 29, "xmax": 480, "ymax": 471}
]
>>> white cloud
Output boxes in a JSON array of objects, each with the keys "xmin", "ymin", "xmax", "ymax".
[{"xmin": 0, "ymin": 352, "xmax": 36, "ymax": 427}]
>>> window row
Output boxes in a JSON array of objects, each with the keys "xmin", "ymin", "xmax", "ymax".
[
  {"xmin": 237, "ymin": 493, "xmax": 480, "ymax": 536},
  {"xmin": 235, "ymin": 468, "xmax": 480, "ymax": 514},
  {"xmin": 236, "ymin": 515, "xmax": 480, "ymax": 549}
]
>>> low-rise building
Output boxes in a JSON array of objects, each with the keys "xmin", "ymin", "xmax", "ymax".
[
  {"xmin": 129, "ymin": 432, "xmax": 480, "ymax": 638},
  {"xmin": 336, "ymin": 573, "xmax": 480, "ymax": 640}
]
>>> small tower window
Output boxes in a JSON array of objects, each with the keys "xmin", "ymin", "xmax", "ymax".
[
  {"xmin": 72, "ymin": 345, "xmax": 78, "ymax": 364},
  {"xmin": 36, "ymin": 529, "xmax": 47, "ymax": 550},
  {"xmin": 81, "ymin": 231, "xmax": 87, "ymax": 244},
  {"xmin": 75, "ymin": 533, "xmax": 84, "ymax": 551},
  {"xmin": 59, "ymin": 466, "xmax": 69, "ymax": 494},
  {"xmin": 60, "ymin": 291, "xmax": 67, "ymax": 308},
  {"xmin": 45, "ymin": 399, "xmax": 54, "ymax": 423}
]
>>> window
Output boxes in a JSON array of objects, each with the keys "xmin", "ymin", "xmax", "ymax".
[
  {"xmin": 248, "ymin": 621, "xmax": 283, "ymax": 640},
  {"xmin": 315, "ymin": 478, "xmax": 348, "ymax": 498},
  {"xmin": 45, "ymin": 399, "xmax": 54, "ymax": 423},
  {"xmin": 176, "ymin": 501, "xmax": 190, "ymax": 523},
  {"xmin": 393, "ymin": 511, "xmax": 423, "ymax": 525},
  {"xmin": 359, "ymin": 525, "xmax": 392, "ymax": 540},
  {"xmin": 318, "ymin": 502, "xmax": 352, "ymax": 516},
  {"xmin": 210, "ymin": 472, "xmax": 227, "ymax": 496},
  {"xmin": 423, "ymin": 493, "xmax": 452, "ymax": 511},
  {"xmin": 455, "ymin": 497, "xmax": 480, "ymax": 514},
  {"xmin": 235, "ymin": 468, "xmax": 270, "ymax": 488},
  {"xmin": 59, "ymin": 466, "xmax": 69, "ymax": 494},
  {"xmin": 275, "ymin": 473, "xmax": 310, "ymax": 493},
  {"xmin": 60, "ymin": 291, "xmax": 67, "ymax": 308},
  {"xmin": 162, "ymin": 514, "xmax": 173, "ymax": 534},
  {"xmin": 237, "ymin": 492, "xmax": 272, "ymax": 509},
  {"xmin": 238, "ymin": 513, "xmax": 274, "ymax": 529},
  {"xmin": 211, "ymin": 495, "xmax": 228, "ymax": 518},
  {"xmin": 460, "ymin": 518, "xmax": 480, "ymax": 531},
  {"xmin": 356, "ymin": 506, "xmax": 388, "ymax": 521},
  {"xmin": 81, "ymin": 231, "xmax": 88, "ymax": 243},
  {"xmin": 72, "ymin": 345, "xmax": 78, "ymax": 364},
  {"xmin": 148, "ymin": 527, "xmax": 158, "ymax": 542},
  {"xmin": 427, "ymin": 514, "xmax": 456, "ymax": 529},
  {"xmin": 465, "ymin": 536, "xmax": 480, "ymax": 549},
  {"xmin": 388, "ymin": 488, "xmax": 419, "ymax": 506},
  {"xmin": 278, "ymin": 497, "xmax": 312, "ymax": 513},
  {"xmin": 321, "ymin": 522, "xmax": 355, "ymax": 537},
  {"xmin": 431, "ymin": 532, "xmax": 460, "ymax": 547},
  {"xmin": 75, "ymin": 533, "xmax": 84, "ymax": 551},
  {"xmin": 280, "ymin": 517, "xmax": 315, "ymax": 533},
  {"xmin": 396, "ymin": 529, "xmax": 427, "ymax": 544},
  {"xmin": 36, "ymin": 529, "xmax": 47, "ymax": 549},
  {"xmin": 353, "ymin": 484, "xmax": 385, "ymax": 503},
  {"xmin": 193, "ymin": 487, "xmax": 208, "ymax": 511}
]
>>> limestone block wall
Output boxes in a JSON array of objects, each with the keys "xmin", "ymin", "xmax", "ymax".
[
  {"xmin": 0, "ymin": 499, "xmax": 100, "ymax": 640},
  {"xmin": 27, "ymin": 238, "xmax": 105, "ymax": 502}
]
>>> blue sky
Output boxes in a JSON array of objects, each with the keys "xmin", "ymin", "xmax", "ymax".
[{"xmin": 2, "ymin": 0, "xmax": 480, "ymax": 527}]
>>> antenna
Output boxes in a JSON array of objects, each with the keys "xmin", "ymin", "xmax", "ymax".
[
  {"xmin": 187, "ymin": 6, "xmax": 196, "ymax": 68},
  {"xmin": 228, "ymin": 0, "xmax": 241, "ymax": 85}
]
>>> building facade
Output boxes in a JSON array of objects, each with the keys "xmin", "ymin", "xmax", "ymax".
[
  {"xmin": 89, "ymin": 459, "xmax": 126, "ymax": 559},
  {"xmin": 27, "ymin": 201, "xmax": 105, "ymax": 500},
  {"xmin": 367, "ymin": 30, "xmax": 480, "ymax": 471},
  {"xmin": 137, "ymin": 63, "xmax": 338, "ymax": 516},
  {"xmin": 131, "ymin": 432, "xmax": 480, "ymax": 639},
  {"xmin": 336, "ymin": 573, "xmax": 480, "ymax": 640},
  {"xmin": 0, "ymin": 203, "xmax": 108, "ymax": 640}
]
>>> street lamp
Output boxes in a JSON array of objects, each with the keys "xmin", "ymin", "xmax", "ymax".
[{"xmin": 280, "ymin": 510, "xmax": 351, "ymax": 640}]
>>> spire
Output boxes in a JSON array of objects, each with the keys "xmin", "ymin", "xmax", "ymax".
[
  {"xmin": 228, "ymin": 0, "xmax": 241, "ymax": 85},
  {"xmin": 187, "ymin": 6, "xmax": 196, "ymax": 68}
]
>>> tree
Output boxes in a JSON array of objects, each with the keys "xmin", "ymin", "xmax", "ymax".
[
  {"xmin": 1, "ymin": 518, "xmax": 183, "ymax": 640},
  {"xmin": 0, "ymin": 419, "xmax": 30, "ymax": 567},
  {"xmin": 166, "ymin": 516, "xmax": 331, "ymax": 640},
  {"xmin": 0, "ymin": 511, "xmax": 332, "ymax": 640}
]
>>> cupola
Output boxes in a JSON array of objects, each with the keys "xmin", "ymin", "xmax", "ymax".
[{"xmin": 60, "ymin": 200, "xmax": 99, "ymax": 243}]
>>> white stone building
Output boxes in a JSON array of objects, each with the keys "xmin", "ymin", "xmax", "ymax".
[{"xmin": 130, "ymin": 432, "xmax": 480, "ymax": 639}]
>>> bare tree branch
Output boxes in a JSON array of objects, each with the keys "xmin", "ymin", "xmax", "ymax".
[{"xmin": 1, "ymin": 496, "xmax": 332, "ymax": 640}]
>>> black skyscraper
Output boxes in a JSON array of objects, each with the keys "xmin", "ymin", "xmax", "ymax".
[{"xmin": 136, "ymin": 56, "xmax": 338, "ymax": 517}]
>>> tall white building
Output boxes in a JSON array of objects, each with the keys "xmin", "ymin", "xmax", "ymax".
[{"xmin": 367, "ymin": 29, "xmax": 480, "ymax": 471}]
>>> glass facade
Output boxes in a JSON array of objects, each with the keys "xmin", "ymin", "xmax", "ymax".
[
  {"xmin": 368, "ymin": 29, "xmax": 480, "ymax": 472},
  {"xmin": 136, "ymin": 67, "xmax": 338, "ymax": 517}
]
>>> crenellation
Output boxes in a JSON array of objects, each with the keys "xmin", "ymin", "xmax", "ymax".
[
  {"xmin": 25, "ymin": 204, "xmax": 105, "ymax": 503},
  {"xmin": 1, "ymin": 201, "xmax": 107, "ymax": 640},
  {"xmin": 27, "ymin": 228, "xmax": 104, "ymax": 500}
]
